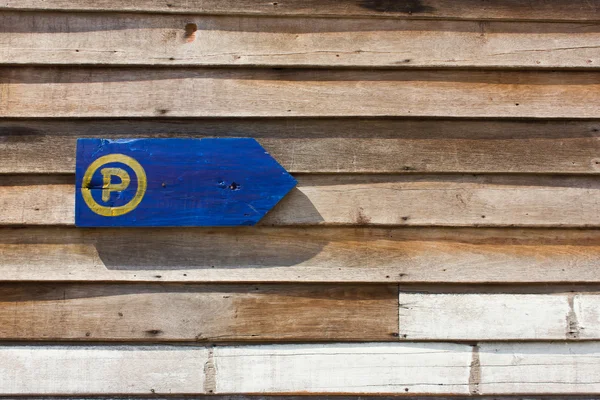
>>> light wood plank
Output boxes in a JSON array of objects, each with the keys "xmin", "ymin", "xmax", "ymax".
[
  {"xmin": 3, "ymin": 119, "xmax": 600, "ymax": 175},
  {"xmin": 2, "ymin": 12, "xmax": 599, "ymax": 69},
  {"xmin": 574, "ymin": 295, "xmax": 600, "ymax": 339},
  {"xmin": 213, "ymin": 343, "xmax": 472, "ymax": 394},
  {"xmin": 6, "ymin": 174, "xmax": 600, "ymax": 227},
  {"xmin": 0, "ymin": 283, "xmax": 397, "ymax": 341},
  {"xmin": 3, "ymin": 226, "xmax": 600, "ymax": 283},
  {"xmin": 0, "ymin": 0, "xmax": 597, "ymax": 21},
  {"xmin": 1, "ymin": 68, "xmax": 599, "ymax": 118},
  {"xmin": 479, "ymin": 343, "xmax": 600, "ymax": 394},
  {"xmin": 0, "ymin": 345, "xmax": 207, "ymax": 395},
  {"xmin": 399, "ymin": 293, "xmax": 573, "ymax": 340}
]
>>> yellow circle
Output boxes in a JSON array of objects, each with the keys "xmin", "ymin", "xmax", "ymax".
[{"xmin": 81, "ymin": 154, "xmax": 147, "ymax": 217}]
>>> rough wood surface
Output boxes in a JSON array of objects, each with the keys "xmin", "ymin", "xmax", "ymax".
[
  {"xmin": 0, "ymin": 283, "xmax": 397, "ymax": 341},
  {"xmin": 479, "ymin": 343, "xmax": 600, "ymax": 394},
  {"xmin": 2, "ymin": 12, "xmax": 599, "ymax": 69},
  {"xmin": 4, "ymin": 226, "xmax": 600, "ymax": 283},
  {"xmin": 6, "ymin": 174, "xmax": 600, "ymax": 227},
  {"xmin": 4, "ymin": 119, "xmax": 600, "ymax": 175},
  {"xmin": 2, "ymin": 68, "xmax": 600, "ymax": 118},
  {"xmin": 0, "ymin": 0, "xmax": 598, "ymax": 21},
  {"xmin": 213, "ymin": 343, "xmax": 472, "ymax": 394},
  {"xmin": 399, "ymin": 292, "xmax": 579, "ymax": 340},
  {"xmin": 0, "ymin": 345, "xmax": 207, "ymax": 394}
]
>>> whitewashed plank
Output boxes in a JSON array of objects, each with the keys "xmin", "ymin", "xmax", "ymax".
[
  {"xmin": 575, "ymin": 295, "xmax": 600, "ymax": 339},
  {"xmin": 1, "ymin": 68, "xmax": 600, "ymax": 118},
  {"xmin": 399, "ymin": 293, "xmax": 571, "ymax": 340},
  {"xmin": 479, "ymin": 343, "xmax": 600, "ymax": 394},
  {"xmin": 213, "ymin": 343, "xmax": 472, "ymax": 394},
  {"xmin": 0, "ymin": 346, "xmax": 207, "ymax": 395},
  {"xmin": 2, "ymin": 12, "xmax": 599, "ymax": 69}
]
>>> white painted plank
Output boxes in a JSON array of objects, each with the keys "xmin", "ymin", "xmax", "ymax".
[
  {"xmin": 213, "ymin": 343, "xmax": 472, "ymax": 394},
  {"xmin": 0, "ymin": 346, "xmax": 207, "ymax": 395},
  {"xmin": 479, "ymin": 343, "xmax": 600, "ymax": 394},
  {"xmin": 575, "ymin": 295, "xmax": 600, "ymax": 339},
  {"xmin": 399, "ymin": 293, "xmax": 571, "ymax": 340}
]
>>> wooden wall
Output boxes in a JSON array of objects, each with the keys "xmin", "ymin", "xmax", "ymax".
[{"xmin": 1, "ymin": 0, "xmax": 600, "ymax": 397}]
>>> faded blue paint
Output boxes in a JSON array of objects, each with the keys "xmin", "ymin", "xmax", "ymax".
[{"xmin": 75, "ymin": 138, "xmax": 296, "ymax": 227}]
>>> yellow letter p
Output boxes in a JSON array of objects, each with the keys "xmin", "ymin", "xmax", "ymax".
[{"xmin": 101, "ymin": 168, "xmax": 131, "ymax": 202}]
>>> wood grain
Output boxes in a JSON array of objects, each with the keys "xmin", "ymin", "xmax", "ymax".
[
  {"xmin": 2, "ymin": 68, "xmax": 600, "ymax": 118},
  {"xmin": 399, "ymin": 292, "xmax": 578, "ymax": 340},
  {"xmin": 2, "ymin": 12, "xmax": 599, "ymax": 69},
  {"xmin": 3, "ymin": 343, "xmax": 600, "ymax": 395},
  {"xmin": 0, "ymin": 345, "xmax": 207, "ymax": 394},
  {"xmin": 4, "ymin": 226, "xmax": 600, "ymax": 283},
  {"xmin": 479, "ymin": 343, "xmax": 600, "ymax": 394},
  {"xmin": 0, "ymin": 0, "xmax": 598, "ymax": 21},
  {"xmin": 0, "ymin": 283, "xmax": 397, "ymax": 341},
  {"xmin": 3, "ymin": 119, "xmax": 600, "ymax": 175},
  {"xmin": 6, "ymin": 174, "xmax": 600, "ymax": 227},
  {"xmin": 213, "ymin": 343, "xmax": 472, "ymax": 394}
]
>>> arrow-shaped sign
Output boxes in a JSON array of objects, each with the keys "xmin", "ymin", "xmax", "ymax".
[{"xmin": 75, "ymin": 138, "xmax": 297, "ymax": 227}]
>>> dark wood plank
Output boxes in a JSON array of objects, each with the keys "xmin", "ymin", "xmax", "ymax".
[
  {"xmin": 5, "ymin": 174, "xmax": 600, "ymax": 227},
  {"xmin": 2, "ymin": 67, "xmax": 600, "ymax": 118},
  {"xmin": 3, "ymin": 226, "xmax": 600, "ymax": 283},
  {"xmin": 0, "ymin": 0, "xmax": 598, "ymax": 21},
  {"xmin": 0, "ymin": 283, "xmax": 398, "ymax": 341},
  {"xmin": 2, "ymin": 12, "xmax": 599, "ymax": 68},
  {"xmin": 3, "ymin": 119, "xmax": 600, "ymax": 174}
]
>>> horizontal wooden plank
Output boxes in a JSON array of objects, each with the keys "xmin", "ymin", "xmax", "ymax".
[
  {"xmin": 4, "ymin": 226, "xmax": 600, "ymax": 283},
  {"xmin": 399, "ymin": 292, "xmax": 577, "ymax": 340},
  {"xmin": 5, "ymin": 174, "xmax": 600, "ymax": 227},
  {"xmin": 4, "ymin": 119, "xmax": 600, "ymax": 175},
  {"xmin": 0, "ymin": 345, "xmax": 207, "ymax": 394},
  {"xmin": 0, "ymin": 283, "xmax": 397, "ymax": 341},
  {"xmin": 479, "ymin": 342, "xmax": 600, "ymax": 394},
  {"xmin": 2, "ymin": 12, "xmax": 600, "ymax": 69},
  {"xmin": 0, "ymin": 0, "xmax": 598, "ymax": 21},
  {"xmin": 3, "ymin": 343, "xmax": 600, "ymax": 395},
  {"xmin": 213, "ymin": 343, "xmax": 473, "ymax": 394},
  {"xmin": 1, "ymin": 68, "xmax": 600, "ymax": 118}
]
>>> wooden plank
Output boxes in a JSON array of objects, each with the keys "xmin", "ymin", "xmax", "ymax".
[
  {"xmin": 479, "ymin": 343, "xmax": 600, "ymax": 394},
  {"xmin": 574, "ymin": 295, "xmax": 600, "ymax": 339},
  {"xmin": 0, "ymin": 283, "xmax": 398, "ymax": 341},
  {"xmin": 0, "ymin": 345, "xmax": 207, "ymax": 394},
  {"xmin": 2, "ymin": 12, "xmax": 600, "ymax": 69},
  {"xmin": 213, "ymin": 343, "xmax": 472, "ymax": 394},
  {"xmin": 6, "ymin": 174, "xmax": 600, "ymax": 227},
  {"xmin": 4, "ymin": 226, "xmax": 600, "ymax": 283},
  {"xmin": 0, "ymin": 0, "xmax": 597, "ymax": 21},
  {"xmin": 4, "ymin": 119, "xmax": 600, "ymax": 175},
  {"xmin": 399, "ymin": 292, "xmax": 573, "ymax": 340},
  {"xmin": 1, "ymin": 68, "xmax": 600, "ymax": 118}
]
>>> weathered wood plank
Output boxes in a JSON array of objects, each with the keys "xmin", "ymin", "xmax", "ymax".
[
  {"xmin": 1, "ymin": 68, "xmax": 599, "ymax": 118},
  {"xmin": 6, "ymin": 174, "xmax": 600, "ymax": 227},
  {"xmin": 0, "ymin": 283, "xmax": 397, "ymax": 341},
  {"xmin": 0, "ymin": 0, "xmax": 597, "ymax": 21},
  {"xmin": 399, "ymin": 292, "xmax": 576, "ymax": 340},
  {"xmin": 0, "ymin": 345, "xmax": 207, "ymax": 394},
  {"xmin": 2, "ymin": 12, "xmax": 599, "ymax": 69},
  {"xmin": 3, "ymin": 119, "xmax": 600, "ymax": 175},
  {"xmin": 213, "ymin": 343, "xmax": 472, "ymax": 394},
  {"xmin": 479, "ymin": 343, "xmax": 600, "ymax": 394},
  {"xmin": 3, "ymin": 226, "xmax": 600, "ymax": 283}
]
